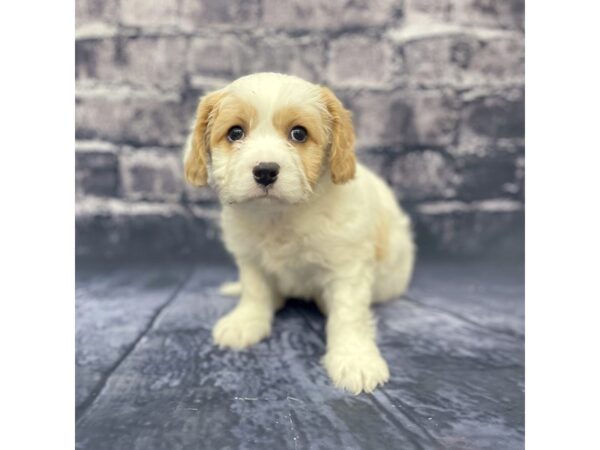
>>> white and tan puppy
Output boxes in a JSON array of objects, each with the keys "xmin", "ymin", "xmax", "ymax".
[{"xmin": 183, "ymin": 73, "xmax": 415, "ymax": 394}]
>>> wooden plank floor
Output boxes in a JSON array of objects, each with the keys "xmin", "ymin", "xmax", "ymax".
[{"xmin": 76, "ymin": 259, "xmax": 524, "ymax": 450}]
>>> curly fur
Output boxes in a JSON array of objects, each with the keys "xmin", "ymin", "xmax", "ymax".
[{"xmin": 183, "ymin": 73, "xmax": 415, "ymax": 394}]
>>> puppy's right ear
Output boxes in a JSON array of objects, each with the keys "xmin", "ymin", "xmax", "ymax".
[{"xmin": 183, "ymin": 90, "xmax": 223, "ymax": 186}]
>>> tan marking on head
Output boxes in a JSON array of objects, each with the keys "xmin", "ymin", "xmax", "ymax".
[
  {"xmin": 184, "ymin": 90, "xmax": 225, "ymax": 186},
  {"xmin": 320, "ymin": 87, "xmax": 356, "ymax": 184},
  {"xmin": 273, "ymin": 105, "xmax": 328, "ymax": 187},
  {"xmin": 210, "ymin": 95, "xmax": 258, "ymax": 150}
]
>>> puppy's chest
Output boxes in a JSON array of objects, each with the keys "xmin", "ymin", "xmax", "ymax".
[
  {"xmin": 245, "ymin": 226, "xmax": 327, "ymax": 294},
  {"xmin": 255, "ymin": 227, "xmax": 322, "ymax": 268}
]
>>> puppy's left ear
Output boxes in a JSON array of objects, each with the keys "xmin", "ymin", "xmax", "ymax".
[
  {"xmin": 321, "ymin": 87, "xmax": 356, "ymax": 184},
  {"xmin": 183, "ymin": 90, "xmax": 223, "ymax": 186}
]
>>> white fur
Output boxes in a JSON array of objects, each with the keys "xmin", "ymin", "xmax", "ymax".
[
  {"xmin": 184, "ymin": 73, "xmax": 415, "ymax": 394},
  {"xmin": 210, "ymin": 73, "xmax": 325, "ymax": 205}
]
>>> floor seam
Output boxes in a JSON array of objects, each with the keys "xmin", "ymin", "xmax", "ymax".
[
  {"xmin": 375, "ymin": 387, "xmax": 439, "ymax": 447},
  {"xmin": 75, "ymin": 266, "xmax": 196, "ymax": 424},
  {"xmin": 368, "ymin": 392, "xmax": 429, "ymax": 450},
  {"xmin": 296, "ymin": 301, "xmax": 436, "ymax": 449},
  {"xmin": 405, "ymin": 294, "xmax": 524, "ymax": 341}
]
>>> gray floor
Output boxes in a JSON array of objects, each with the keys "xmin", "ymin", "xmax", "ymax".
[{"xmin": 76, "ymin": 258, "xmax": 524, "ymax": 450}]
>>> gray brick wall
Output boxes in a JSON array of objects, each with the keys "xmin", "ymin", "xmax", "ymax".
[{"xmin": 76, "ymin": 0, "xmax": 524, "ymax": 260}]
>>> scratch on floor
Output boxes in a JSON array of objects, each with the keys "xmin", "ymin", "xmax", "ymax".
[
  {"xmin": 233, "ymin": 396, "xmax": 259, "ymax": 401},
  {"xmin": 286, "ymin": 397, "xmax": 300, "ymax": 449}
]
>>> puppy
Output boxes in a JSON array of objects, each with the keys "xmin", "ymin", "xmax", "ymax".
[{"xmin": 183, "ymin": 73, "xmax": 415, "ymax": 394}]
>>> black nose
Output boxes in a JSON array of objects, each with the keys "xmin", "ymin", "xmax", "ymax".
[{"xmin": 253, "ymin": 162, "xmax": 280, "ymax": 186}]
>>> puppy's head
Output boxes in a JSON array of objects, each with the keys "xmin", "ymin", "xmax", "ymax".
[{"xmin": 183, "ymin": 73, "xmax": 356, "ymax": 205}]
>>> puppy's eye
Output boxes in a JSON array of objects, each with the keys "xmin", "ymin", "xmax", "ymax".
[
  {"xmin": 227, "ymin": 126, "xmax": 245, "ymax": 142},
  {"xmin": 289, "ymin": 126, "xmax": 308, "ymax": 143}
]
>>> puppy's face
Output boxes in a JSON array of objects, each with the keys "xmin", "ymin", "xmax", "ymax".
[{"xmin": 184, "ymin": 73, "xmax": 356, "ymax": 205}]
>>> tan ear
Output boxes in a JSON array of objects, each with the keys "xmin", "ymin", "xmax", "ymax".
[
  {"xmin": 321, "ymin": 87, "xmax": 356, "ymax": 184},
  {"xmin": 184, "ymin": 90, "xmax": 223, "ymax": 186}
]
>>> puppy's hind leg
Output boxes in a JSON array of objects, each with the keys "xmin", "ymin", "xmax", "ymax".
[
  {"xmin": 219, "ymin": 280, "xmax": 286, "ymax": 311},
  {"xmin": 219, "ymin": 281, "xmax": 242, "ymax": 297},
  {"xmin": 372, "ymin": 219, "xmax": 415, "ymax": 303}
]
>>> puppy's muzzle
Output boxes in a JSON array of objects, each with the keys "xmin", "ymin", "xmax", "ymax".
[{"xmin": 253, "ymin": 162, "xmax": 280, "ymax": 187}]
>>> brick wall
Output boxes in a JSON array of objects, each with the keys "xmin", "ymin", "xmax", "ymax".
[{"xmin": 75, "ymin": 0, "xmax": 525, "ymax": 260}]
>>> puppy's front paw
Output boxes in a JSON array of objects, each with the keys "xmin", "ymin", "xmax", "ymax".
[
  {"xmin": 322, "ymin": 348, "xmax": 390, "ymax": 394},
  {"xmin": 212, "ymin": 307, "xmax": 271, "ymax": 350}
]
